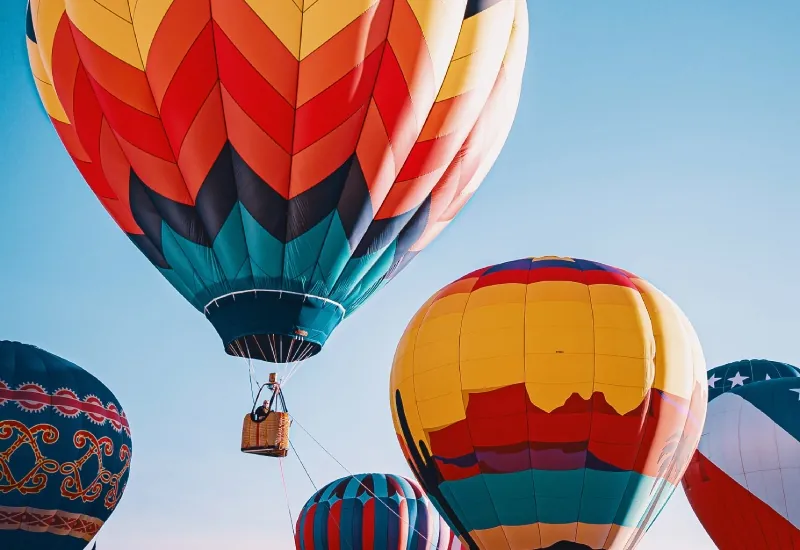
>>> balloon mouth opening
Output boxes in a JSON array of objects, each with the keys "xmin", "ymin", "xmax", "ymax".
[
  {"xmin": 225, "ymin": 334, "xmax": 322, "ymax": 363},
  {"xmin": 204, "ymin": 289, "xmax": 344, "ymax": 364}
]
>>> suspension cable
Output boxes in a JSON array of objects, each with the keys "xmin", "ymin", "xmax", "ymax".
[
  {"xmin": 290, "ymin": 416, "xmax": 433, "ymax": 545},
  {"xmin": 278, "ymin": 458, "xmax": 296, "ymax": 539}
]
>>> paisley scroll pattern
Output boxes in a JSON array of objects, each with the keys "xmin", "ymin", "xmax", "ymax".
[{"xmin": 0, "ymin": 421, "xmax": 60, "ymax": 495}]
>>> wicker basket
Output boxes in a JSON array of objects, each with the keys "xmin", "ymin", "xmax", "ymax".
[{"xmin": 241, "ymin": 411, "xmax": 291, "ymax": 457}]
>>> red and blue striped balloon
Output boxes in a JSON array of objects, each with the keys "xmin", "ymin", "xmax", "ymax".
[{"xmin": 295, "ymin": 473, "xmax": 460, "ymax": 550}]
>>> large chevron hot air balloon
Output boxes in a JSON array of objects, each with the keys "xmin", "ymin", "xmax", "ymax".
[
  {"xmin": 390, "ymin": 256, "xmax": 708, "ymax": 550},
  {"xmin": 295, "ymin": 473, "xmax": 461, "ymax": 550},
  {"xmin": 0, "ymin": 341, "xmax": 132, "ymax": 550},
  {"xmin": 25, "ymin": 0, "xmax": 528, "ymax": 364},
  {"xmin": 682, "ymin": 360, "xmax": 800, "ymax": 549}
]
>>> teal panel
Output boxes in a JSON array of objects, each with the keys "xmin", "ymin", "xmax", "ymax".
[
  {"xmin": 311, "ymin": 212, "xmax": 350, "ymax": 294},
  {"xmin": 212, "ymin": 204, "xmax": 253, "ymax": 284},
  {"xmin": 240, "ymin": 203, "xmax": 284, "ymax": 282},
  {"xmin": 483, "ymin": 471, "xmax": 538, "ymax": 526},
  {"xmin": 283, "ymin": 212, "xmax": 336, "ymax": 293}
]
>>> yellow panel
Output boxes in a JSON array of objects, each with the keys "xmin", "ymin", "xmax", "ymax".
[
  {"xmin": 460, "ymin": 354, "xmax": 524, "ymax": 392},
  {"xmin": 95, "ymin": 0, "xmax": 133, "ymax": 21},
  {"xmin": 527, "ymin": 382, "xmax": 593, "ymax": 412},
  {"xmin": 496, "ymin": 523, "xmax": 542, "ymax": 549},
  {"xmin": 27, "ymin": 38, "xmax": 48, "ymax": 83},
  {"xmin": 461, "ymin": 302, "xmax": 524, "ymax": 334},
  {"xmin": 425, "ymin": 292, "xmax": 470, "ymax": 320},
  {"xmin": 593, "ymin": 354, "xmax": 651, "ymax": 389},
  {"xmin": 593, "ymin": 325, "xmax": 650, "ymax": 360},
  {"xmin": 460, "ymin": 324, "xmax": 524, "ymax": 361},
  {"xmin": 413, "ymin": 363, "xmax": 462, "ymax": 401},
  {"xmin": 391, "ymin": 377, "xmax": 428, "ymax": 447},
  {"xmin": 451, "ymin": 0, "xmax": 512, "ymax": 59},
  {"xmin": 299, "ymin": 0, "xmax": 377, "ymax": 59},
  {"xmin": 302, "ymin": 0, "xmax": 320, "ymax": 10},
  {"xmin": 130, "ymin": 0, "xmax": 172, "ymax": 65},
  {"xmin": 34, "ymin": 0, "xmax": 67, "ymax": 82},
  {"xmin": 412, "ymin": 336, "xmax": 459, "ymax": 374},
  {"xmin": 465, "ymin": 282, "xmax": 526, "ymax": 309},
  {"xmin": 416, "ymin": 312, "xmax": 464, "ymax": 346},
  {"xmin": 594, "ymin": 383, "xmax": 648, "ymax": 415},
  {"xmin": 525, "ymin": 321, "xmax": 594, "ymax": 355},
  {"xmin": 633, "ymin": 278, "xmax": 697, "ymax": 399},
  {"xmin": 415, "ymin": 390, "xmax": 466, "ymax": 430},
  {"xmin": 244, "ymin": 0, "xmax": 302, "ymax": 59},
  {"xmin": 539, "ymin": 523, "xmax": 579, "ymax": 548},
  {"xmin": 527, "ymin": 280, "xmax": 590, "ymax": 302},
  {"xmin": 525, "ymin": 353, "xmax": 595, "ymax": 385},
  {"xmin": 436, "ymin": 2, "xmax": 514, "ymax": 101},
  {"xmin": 576, "ymin": 522, "xmax": 613, "ymax": 548},
  {"xmin": 34, "ymin": 75, "xmax": 70, "ymax": 124},
  {"xmin": 406, "ymin": 0, "xmax": 467, "ymax": 87},
  {"xmin": 65, "ymin": 0, "xmax": 144, "ymax": 69}
]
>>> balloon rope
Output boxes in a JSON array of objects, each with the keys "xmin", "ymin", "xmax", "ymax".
[
  {"xmin": 290, "ymin": 416, "xmax": 433, "ymax": 545},
  {"xmin": 290, "ymin": 439, "xmax": 354, "ymax": 550},
  {"xmin": 278, "ymin": 458, "xmax": 296, "ymax": 538}
]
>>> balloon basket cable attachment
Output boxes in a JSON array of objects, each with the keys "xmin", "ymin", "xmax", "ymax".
[{"xmin": 240, "ymin": 374, "xmax": 291, "ymax": 457}]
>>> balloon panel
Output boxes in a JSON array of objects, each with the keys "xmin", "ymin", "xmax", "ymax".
[
  {"xmin": 0, "ymin": 341, "xmax": 132, "ymax": 550},
  {"xmin": 25, "ymin": 0, "xmax": 528, "ymax": 362},
  {"xmin": 390, "ymin": 257, "xmax": 708, "ymax": 549}
]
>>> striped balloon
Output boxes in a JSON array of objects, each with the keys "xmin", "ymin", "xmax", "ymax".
[
  {"xmin": 295, "ymin": 473, "xmax": 460, "ymax": 550},
  {"xmin": 25, "ymin": 0, "xmax": 528, "ymax": 364},
  {"xmin": 683, "ymin": 360, "xmax": 800, "ymax": 549}
]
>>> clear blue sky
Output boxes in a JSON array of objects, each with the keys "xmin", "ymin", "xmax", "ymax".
[{"xmin": 2, "ymin": 1, "xmax": 799, "ymax": 548}]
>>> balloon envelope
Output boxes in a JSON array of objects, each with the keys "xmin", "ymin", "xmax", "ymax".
[
  {"xmin": 25, "ymin": 0, "xmax": 528, "ymax": 362},
  {"xmin": 682, "ymin": 360, "xmax": 800, "ymax": 549},
  {"xmin": 295, "ymin": 473, "xmax": 461, "ymax": 549},
  {"xmin": 390, "ymin": 257, "xmax": 708, "ymax": 549},
  {"xmin": 0, "ymin": 341, "xmax": 132, "ymax": 550}
]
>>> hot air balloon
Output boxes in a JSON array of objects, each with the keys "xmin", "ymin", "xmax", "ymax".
[
  {"xmin": 682, "ymin": 360, "xmax": 800, "ymax": 549},
  {"xmin": 25, "ymin": 0, "xmax": 529, "ymax": 369},
  {"xmin": 0, "ymin": 341, "xmax": 132, "ymax": 550},
  {"xmin": 389, "ymin": 256, "xmax": 708, "ymax": 550},
  {"xmin": 295, "ymin": 473, "xmax": 461, "ymax": 550}
]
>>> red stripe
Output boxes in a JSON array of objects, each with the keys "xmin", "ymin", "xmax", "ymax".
[
  {"xmin": 362, "ymin": 497, "xmax": 375, "ymax": 550},
  {"xmin": 328, "ymin": 500, "xmax": 342, "ymax": 550},
  {"xmin": 0, "ymin": 388, "xmax": 129, "ymax": 429}
]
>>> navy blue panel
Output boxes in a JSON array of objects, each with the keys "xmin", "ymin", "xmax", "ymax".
[
  {"xmin": 392, "ymin": 195, "xmax": 431, "ymax": 259},
  {"xmin": 484, "ymin": 258, "xmax": 532, "ymax": 275},
  {"xmin": 286, "ymin": 156, "xmax": 352, "ymax": 241},
  {"xmin": 464, "ymin": 0, "xmax": 505, "ymax": 18},
  {"xmin": 335, "ymin": 155, "xmax": 374, "ymax": 247},
  {"xmin": 231, "ymin": 146, "xmax": 287, "ymax": 242},
  {"xmin": 128, "ymin": 169, "xmax": 168, "ymax": 257},
  {"xmin": 194, "ymin": 142, "xmax": 239, "ymax": 242},
  {"xmin": 130, "ymin": 170, "xmax": 211, "ymax": 247},
  {"xmin": 352, "ymin": 205, "xmax": 420, "ymax": 258}
]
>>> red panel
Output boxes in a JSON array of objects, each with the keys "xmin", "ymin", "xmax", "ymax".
[
  {"xmin": 328, "ymin": 500, "xmax": 342, "ymax": 550},
  {"xmin": 683, "ymin": 451, "xmax": 800, "ymax": 549},
  {"xmin": 372, "ymin": 43, "xmax": 418, "ymax": 167},
  {"xmin": 214, "ymin": 24, "xmax": 294, "ymax": 153},
  {"xmin": 69, "ymin": 25, "xmax": 174, "ymax": 162},
  {"xmin": 146, "ymin": 0, "xmax": 211, "ymax": 108},
  {"xmin": 361, "ymin": 497, "xmax": 375, "ymax": 550},
  {"xmin": 177, "ymin": 83, "xmax": 228, "ymax": 199},
  {"xmin": 159, "ymin": 22, "xmax": 219, "ymax": 156},
  {"xmin": 293, "ymin": 45, "xmax": 384, "ymax": 154},
  {"xmin": 49, "ymin": 14, "xmax": 80, "ymax": 126},
  {"xmin": 211, "ymin": 0, "xmax": 298, "ymax": 105}
]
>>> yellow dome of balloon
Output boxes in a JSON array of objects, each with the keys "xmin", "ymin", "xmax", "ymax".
[{"xmin": 390, "ymin": 256, "xmax": 708, "ymax": 550}]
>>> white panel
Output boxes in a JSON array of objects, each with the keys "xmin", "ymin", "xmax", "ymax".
[
  {"xmin": 780, "ymin": 467, "xmax": 800, "ymax": 527},
  {"xmin": 739, "ymin": 401, "xmax": 780, "ymax": 472},
  {"xmin": 744, "ymin": 469, "xmax": 788, "ymax": 518},
  {"xmin": 703, "ymin": 393, "xmax": 745, "ymax": 477}
]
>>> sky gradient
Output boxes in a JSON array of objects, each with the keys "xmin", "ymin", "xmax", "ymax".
[{"xmin": 2, "ymin": 1, "xmax": 799, "ymax": 548}]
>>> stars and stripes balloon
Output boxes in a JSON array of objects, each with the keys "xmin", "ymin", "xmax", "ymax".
[
  {"xmin": 295, "ymin": 473, "xmax": 460, "ymax": 550},
  {"xmin": 390, "ymin": 256, "xmax": 708, "ymax": 550},
  {"xmin": 682, "ymin": 359, "xmax": 800, "ymax": 549},
  {"xmin": 0, "ymin": 341, "xmax": 132, "ymax": 550},
  {"xmin": 25, "ymin": 0, "xmax": 528, "ymax": 365}
]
